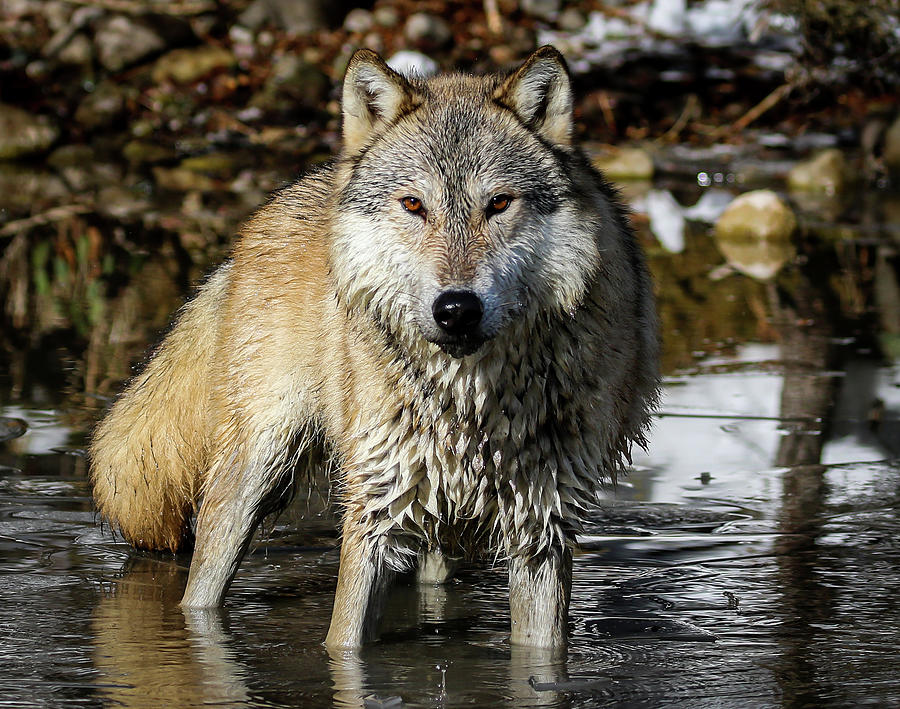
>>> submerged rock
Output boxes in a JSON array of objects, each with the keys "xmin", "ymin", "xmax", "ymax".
[
  {"xmin": 787, "ymin": 148, "xmax": 850, "ymax": 194},
  {"xmin": 0, "ymin": 104, "xmax": 59, "ymax": 160},
  {"xmin": 714, "ymin": 189, "xmax": 797, "ymax": 280},
  {"xmin": 591, "ymin": 146, "xmax": 655, "ymax": 180},
  {"xmin": 151, "ymin": 46, "xmax": 236, "ymax": 85},
  {"xmin": 0, "ymin": 418, "xmax": 28, "ymax": 442}
]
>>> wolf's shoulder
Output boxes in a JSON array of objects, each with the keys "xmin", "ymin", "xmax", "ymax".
[{"xmin": 230, "ymin": 163, "xmax": 340, "ymax": 276}]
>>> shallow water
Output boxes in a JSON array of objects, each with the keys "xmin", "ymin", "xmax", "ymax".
[{"xmin": 2, "ymin": 159, "xmax": 899, "ymax": 706}]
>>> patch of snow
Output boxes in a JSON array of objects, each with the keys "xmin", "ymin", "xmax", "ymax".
[
  {"xmin": 387, "ymin": 50, "xmax": 438, "ymax": 78},
  {"xmin": 645, "ymin": 189, "xmax": 686, "ymax": 253},
  {"xmin": 683, "ymin": 189, "xmax": 734, "ymax": 222}
]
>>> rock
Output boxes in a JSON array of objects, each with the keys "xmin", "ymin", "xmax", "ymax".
[
  {"xmin": 714, "ymin": 189, "xmax": 797, "ymax": 280},
  {"xmin": 787, "ymin": 148, "xmax": 850, "ymax": 194},
  {"xmin": 179, "ymin": 152, "xmax": 238, "ymax": 177},
  {"xmin": 42, "ymin": 5, "xmax": 100, "ymax": 58},
  {"xmin": 151, "ymin": 46, "xmax": 236, "ymax": 84},
  {"xmin": 240, "ymin": 0, "xmax": 343, "ymax": 35},
  {"xmin": 557, "ymin": 7, "xmax": 586, "ymax": 31},
  {"xmin": 591, "ymin": 146, "xmax": 654, "ymax": 180},
  {"xmin": 0, "ymin": 418, "xmax": 28, "ymax": 443},
  {"xmin": 387, "ymin": 50, "xmax": 439, "ymax": 79},
  {"xmin": 123, "ymin": 140, "xmax": 177, "ymax": 166},
  {"xmin": 94, "ymin": 15, "xmax": 166, "ymax": 72},
  {"xmin": 0, "ymin": 103, "xmax": 59, "ymax": 160},
  {"xmin": 521, "ymin": 0, "xmax": 561, "ymax": 21},
  {"xmin": 344, "ymin": 8, "xmax": 374, "ymax": 34},
  {"xmin": 882, "ymin": 113, "xmax": 900, "ymax": 176},
  {"xmin": 74, "ymin": 81, "xmax": 127, "ymax": 130},
  {"xmin": 361, "ymin": 32, "xmax": 384, "ymax": 54},
  {"xmin": 404, "ymin": 13, "xmax": 452, "ymax": 49},
  {"xmin": 373, "ymin": 6, "xmax": 400, "ymax": 27},
  {"xmin": 95, "ymin": 184, "xmax": 151, "ymax": 220},
  {"xmin": 249, "ymin": 54, "xmax": 330, "ymax": 114},
  {"xmin": 0, "ymin": 164, "xmax": 70, "ymax": 212},
  {"xmin": 715, "ymin": 189, "xmax": 796, "ymax": 241},
  {"xmin": 47, "ymin": 144, "xmax": 95, "ymax": 168},
  {"xmin": 57, "ymin": 33, "xmax": 93, "ymax": 65},
  {"xmin": 152, "ymin": 166, "xmax": 217, "ymax": 192}
]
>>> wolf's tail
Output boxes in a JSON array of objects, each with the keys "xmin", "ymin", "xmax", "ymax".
[{"xmin": 89, "ymin": 264, "xmax": 230, "ymax": 552}]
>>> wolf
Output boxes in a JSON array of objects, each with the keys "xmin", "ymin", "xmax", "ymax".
[{"xmin": 90, "ymin": 46, "xmax": 659, "ymax": 649}]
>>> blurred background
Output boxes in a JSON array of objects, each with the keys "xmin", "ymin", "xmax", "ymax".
[{"xmin": 1, "ymin": 0, "xmax": 898, "ymax": 408}]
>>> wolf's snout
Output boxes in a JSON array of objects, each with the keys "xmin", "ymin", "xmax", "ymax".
[{"xmin": 432, "ymin": 290, "xmax": 483, "ymax": 336}]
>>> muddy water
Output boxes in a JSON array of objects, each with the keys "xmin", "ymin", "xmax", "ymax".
[{"xmin": 2, "ymin": 165, "xmax": 900, "ymax": 707}]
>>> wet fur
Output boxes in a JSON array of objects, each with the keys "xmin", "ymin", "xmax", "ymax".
[{"xmin": 90, "ymin": 47, "xmax": 659, "ymax": 648}]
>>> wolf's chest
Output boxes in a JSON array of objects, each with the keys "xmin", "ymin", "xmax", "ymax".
[{"xmin": 343, "ymin": 353, "xmax": 605, "ymax": 557}]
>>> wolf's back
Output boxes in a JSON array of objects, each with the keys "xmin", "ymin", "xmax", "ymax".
[{"xmin": 90, "ymin": 263, "xmax": 230, "ymax": 552}]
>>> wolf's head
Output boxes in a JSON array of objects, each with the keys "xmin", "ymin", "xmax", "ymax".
[{"xmin": 331, "ymin": 47, "xmax": 608, "ymax": 359}]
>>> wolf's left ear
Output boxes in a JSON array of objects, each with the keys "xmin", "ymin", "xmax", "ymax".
[
  {"xmin": 495, "ymin": 46, "xmax": 573, "ymax": 147},
  {"xmin": 342, "ymin": 49, "xmax": 418, "ymax": 154}
]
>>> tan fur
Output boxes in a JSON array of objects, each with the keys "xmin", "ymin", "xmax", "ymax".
[{"xmin": 90, "ymin": 47, "xmax": 659, "ymax": 648}]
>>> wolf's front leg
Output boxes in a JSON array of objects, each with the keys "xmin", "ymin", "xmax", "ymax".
[
  {"xmin": 326, "ymin": 520, "xmax": 394, "ymax": 648},
  {"xmin": 182, "ymin": 435, "xmax": 296, "ymax": 608},
  {"xmin": 508, "ymin": 547, "xmax": 572, "ymax": 649}
]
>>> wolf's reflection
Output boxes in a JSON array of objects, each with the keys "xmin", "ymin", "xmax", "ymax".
[
  {"xmin": 93, "ymin": 555, "xmax": 569, "ymax": 707},
  {"xmin": 92, "ymin": 555, "xmax": 250, "ymax": 707},
  {"xmin": 327, "ymin": 577, "xmax": 569, "ymax": 707}
]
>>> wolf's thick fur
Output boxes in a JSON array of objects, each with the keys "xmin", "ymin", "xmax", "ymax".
[{"xmin": 90, "ymin": 47, "xmax": 659, "ymax": 648}]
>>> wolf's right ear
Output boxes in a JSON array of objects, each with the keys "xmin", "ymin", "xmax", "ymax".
[{"xmin": 341, "ymin": 49, "xmax": 418, "ymax": 154}]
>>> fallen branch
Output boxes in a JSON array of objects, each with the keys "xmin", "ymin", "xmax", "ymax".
[
  {"xmin": 713, "ymin": 83, "xmax": 793, "ymax": 139},
  {"xmin": 0, "ymin": 204, "xmax": 92, "ymax": 238},
  {"xmin": 59, "ymin": 0, "xmax": 217, "ymax": 16}
]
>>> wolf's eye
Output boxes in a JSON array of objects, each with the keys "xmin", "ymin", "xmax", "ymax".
[
  {"xmin": 400, "ymin": 195, "xmax": 426, "ymax": 217},
  {"xmin": 486, "ymin": 194, "xmax": 512, "ymax": 216}
]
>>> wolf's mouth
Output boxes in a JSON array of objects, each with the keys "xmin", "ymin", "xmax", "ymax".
[{"xmin": 436, "ymin": 337, "xmax": 485, "ymax": 358}]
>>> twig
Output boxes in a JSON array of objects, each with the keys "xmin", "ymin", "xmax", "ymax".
[
  {"xmin": 483, "ymin": 0, "xmax": 503, "ymax": 35},
  {"xmin": 0, "ymin": 204, "xmax": 92, "ymax": 238},
  {"xmin": 713, "ymin": 83, "xmax": 793, "ymax": 139},
  {"xmin": 59, "ymin": 0, "xmax": 216, "ymax": 16},
  {"xmin": 597, "ymin": 90, "xmax": 616, "ymax": 134},
  {"xmin": 658, "ymin": 93, "xmax": 700, "ymax": 143}
]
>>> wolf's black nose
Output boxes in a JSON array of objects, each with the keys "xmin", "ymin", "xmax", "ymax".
[{"xmin": 432, "ymin": 290, "xmax": 483, "ymax": 336}]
